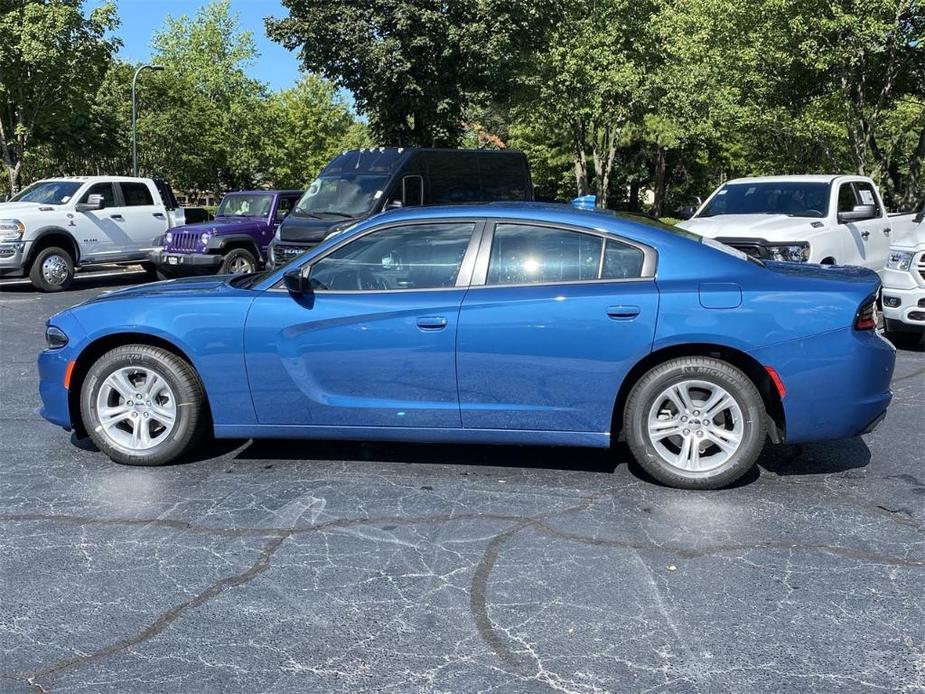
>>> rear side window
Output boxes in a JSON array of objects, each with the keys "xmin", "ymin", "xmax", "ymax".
[
  {"xmin": 601, "ymin": 239, "xmax": 645, "ymax": 279},
  {"xmin": 80, "ymin": 182, "xmax": 116, "ymax": 207},
  {"xmin": 486, "ymin": 224, "xmax": 603, "ymax": 285},
  {"xmin": 276, "ymin": 196, "xmax": 298, "ymax": 222},
  {"xmin": 120, "ymin": 182, "xmax": 154, "ymax": 206}
]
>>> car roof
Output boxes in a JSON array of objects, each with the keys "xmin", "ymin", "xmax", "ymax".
[
  {"xmin": 723, "ymin": 175, "xmax": 858, "ymax": 184},
  {"xmin": 366, "ymin": 202, "xmax": 694, "ymax": 248},
  {"xmin": 38, "ymin": 176, "xmax": 154, "ymax": 183}
]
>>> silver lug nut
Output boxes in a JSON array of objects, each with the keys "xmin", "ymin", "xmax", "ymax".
[{"xmin": 682, "ymin": 428, "xmax": 690, "ymax": 435}]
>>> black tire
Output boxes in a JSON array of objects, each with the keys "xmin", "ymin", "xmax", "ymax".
[
  {"xmin": 219, "ymin": 248, "xmax": 257, "ymax": 274},
  {"xmin": 80, "ymin": 344, "xmax": 208, "ymax": 466},
  {"xmin": 140, "ymin": 261, "xmax": 158, "ymax": 276},
  {"xmin": 623, "ymin": 357, "xmax": 767, "ymax": 489},
  {"xmin": 28, "ymin": 246, "xmax": 75, "ymax": 292}
]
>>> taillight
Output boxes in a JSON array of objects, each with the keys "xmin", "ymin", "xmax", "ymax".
[{"xmin": 854, "ymin": 296, "xmax": 878, "ymax": 330}]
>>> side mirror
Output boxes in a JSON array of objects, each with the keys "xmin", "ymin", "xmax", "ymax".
[
  {"xmin": 76, "ymin": 194, "xmax": 104, "ymax": 212},
  {"xmin": 678, "ymin": 205, "xmax": 696, "ymax": 220},
  {"xmin": 283, "ymin": 266, "xmax": 311, "ymax": 295},
  {"xmin": 838, "ymin": 204, "xmax": 877, "ymax": 223}
]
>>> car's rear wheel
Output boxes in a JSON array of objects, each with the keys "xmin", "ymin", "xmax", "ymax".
[
  {"xmin": 624, "ymin": 357, "xmax": 767, "ymax": 489},
  {"xmin": 80, "ymin": 345, "xmax": 208, "ymax": 466},
  {"xmin": 220, "ymin": 248, "xmax": 257, "ymax": 274},
  {"xmin": 29, "ymin": 246, "xmax": 75, "ymax": 292}
]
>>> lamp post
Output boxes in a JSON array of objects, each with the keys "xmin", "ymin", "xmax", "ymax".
[{"xmin": 131, "ymin": 64, "xmax": 165, "ymax": 177}]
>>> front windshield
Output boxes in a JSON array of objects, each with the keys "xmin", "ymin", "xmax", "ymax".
[
  {"xmin": 293, "ymin": 174, "xmax": 390, "ymax": 218},
  {"xmin": 700, "ymin": 182, "xmax": 830, "ymax": 219},
  {"xmin": 217, "ymin": 194, "xmax": 273, "ymax": 218},
  {"xmin": 10, "ymin": 180, "xmax": 83, "ymax": 205}
]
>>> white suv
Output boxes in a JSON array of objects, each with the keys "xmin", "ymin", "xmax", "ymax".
[{"xmin": 0, "ymin": 176, "xmax": 184, "ymax": 291}]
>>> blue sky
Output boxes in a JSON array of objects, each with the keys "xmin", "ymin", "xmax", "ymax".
[{"xmin": 90, "ymin": 0, "xmax": 303, "ymax": 91}]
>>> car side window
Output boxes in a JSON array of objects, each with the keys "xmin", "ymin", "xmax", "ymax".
[
  {"xmin": 601, "ymin": 239, "xmax": 645, "ymax": 279},
  {"xmin": 120, "ymin": 182, "xmax": 155, "ymax": 207},
  {"xmin": 837, "ymin": 183, "xmax": 857, "ymax": 213},
  {"xmin": 853, "ymin": 182, "xmax": 881, "ymax": 215},
  {"xmin": 80, "ymin": 182, "xmax": 116, "ymax": 207},
  {"xmin": 309, "ymin": 222, "xmax": 476, "ymax": 291},
  {"xmin": 486, "ymin": 224, "xmax": 603, "ymax": 285},
  {"xmin": 275, "ymin": 196, "xmax": 296, "ymax": 222}
]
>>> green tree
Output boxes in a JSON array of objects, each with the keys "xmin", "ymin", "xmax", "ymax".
[
  {"xmin": 263, "ymin": 75, "xmax": 370, "ymax": 189},
  {"xmin": 137, "ymin": 0, "xmax": 268, "ymax": 197},
  {"xmin": 267, "ymin": 0, "xmax": 553, "ymax": 147},
  {"xmin": 0, "ymin": 0, "xmax": 118, "ymax": 193}
]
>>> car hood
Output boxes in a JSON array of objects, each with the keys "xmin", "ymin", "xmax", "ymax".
[
  {"xmin": 678, "ymin": 214, "xmax": 828, "ymax": 241},
  {"xmin": 0, "ymin": 202, "xmax": 56, "ymax": 217},
  {"xmin": 173, "ymin": 217, "xmax": 264, "ymax": 235},
  {"xmin": 80, "ymin": 276, "xmax": 234, "ymax": 304},
  {"xmin": 278, "ymin": 214, "xmax": 344, "ymax": 243}
]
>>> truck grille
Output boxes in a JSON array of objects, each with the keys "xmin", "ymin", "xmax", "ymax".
[
  {"xmin": 272, "ymin": 243, "xmax": 312, "ymax": 266},
  {"xmin": 170, "ymin": 231, "xmax": 201, "ymax": 252},
  {"xmin": 917, "ymin": 252, "xmax": 925, "ymax": 284}
]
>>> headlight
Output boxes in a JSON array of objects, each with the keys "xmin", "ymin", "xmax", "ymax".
[
  {"xmin": 766, "ymin": 243, "xmax": 810, "ymax": 262},
  {"xmin": 885, "ymin": 250, "xmax": 914, "ymax": 271},
  {"xmin": 45, "ymin": 325, "xmax": 68, "ymax": 349},
  {"xmin": 164, "ymin": 232, "xmax": 173, "ymax": 244},
  {"xmin": 200, "ymin": 232, "xmax": 210, "ymax": 244},
  {"xmin": 0, "ymin": 219, "xmax": 25, "ymax": 241}
]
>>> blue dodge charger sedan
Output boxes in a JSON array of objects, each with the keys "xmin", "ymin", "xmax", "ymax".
[{"xmin": 37, "ymin": 203, "xmax": 895, "ymax": 489}]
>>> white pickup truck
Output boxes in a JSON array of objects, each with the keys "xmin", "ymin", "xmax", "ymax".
[
  {"xmin": 677, "ymin": 175, "xmax": 895, "ymax": 273},
  {"xmin": 0, "ymin": 176, "xmax": 184, "ymax": 291},
  {"xmin": 882, "ymin": 200, "xmax": 925, "ymax": 341}
]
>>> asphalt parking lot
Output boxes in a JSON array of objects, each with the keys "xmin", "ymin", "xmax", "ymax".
[{"xmin": 1, "ymin": 269, "xmax": 923, "ymax": 694}]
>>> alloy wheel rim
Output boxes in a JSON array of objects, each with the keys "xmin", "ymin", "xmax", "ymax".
[
  {"xmin": 230, "ymin": 256, "xmax": 253, "ymax": 274},
  {"xmin": 41, "ymin": 255, "xmax": 69, "ymax": 285},
  {"xmin": 646, "ymin": 379, "xmax": 744, "ymax": 473},
  {"xmin": 95, "ymin": 367, "xmax": 177, "ymax": 451}
]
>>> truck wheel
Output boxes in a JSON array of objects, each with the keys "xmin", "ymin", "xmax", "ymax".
[
  {"xmin": 80, "ymin": 344, "xmax": 208, "ymax": 466},
  {"xmin": 623, "ymin": 357, "xmax": 767, "ymax": 490},
  {"xmin": 219, "ymin": 248, "xmax": 257, "ymax": 274},
  {"xmin": 29, "ymin": 246, "xmax": 75, "ymax": 292}
]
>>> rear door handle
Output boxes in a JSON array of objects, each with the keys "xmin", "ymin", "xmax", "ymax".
[
  {"xmin": 416, "ymin": 316, "xmax": 448, "ymax": 331},
  {"xmin": 110, "ymin": 214, "xmax": 124, "ymax": 221},
  {"xmin": 607, "ymin": 305, "xmax": 640, "ymax": 320},
  {"xmin": 153, "ymin": 212, "xmax": 166, "ymax": 219},
  {"xmin": 883, "ymin": 227, "xmax": 891, "ymax": 235},
  {"xmin": 861, "ymin": 230, "xmax": 870, "ymax": 239}
]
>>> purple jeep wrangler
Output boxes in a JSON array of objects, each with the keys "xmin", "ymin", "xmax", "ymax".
[{"xmin": 149, "ymin": 190, "xmax": 302, "ymax": 278}]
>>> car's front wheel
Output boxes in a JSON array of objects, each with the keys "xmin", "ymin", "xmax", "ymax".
[
  {"xmin": 624, "ymin": 357, "xmax": 767, "ymax": 489},
  {"xmin": 220, "ymin": 248, "xmax": 257, "ymax": 274},
  {"xmin": 80, "ymin": 345, "xmax": 208, "ymax": 466},
  {"xmin": 29, "ymin": 246, "xmax": 75, "ymax": 292}
]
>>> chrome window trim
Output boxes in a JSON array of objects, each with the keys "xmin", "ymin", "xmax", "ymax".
[{"xmin": 471, "ymin": 218, "xmax": 657, "ymax": 287}]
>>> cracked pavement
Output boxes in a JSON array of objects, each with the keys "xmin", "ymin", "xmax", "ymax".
[{"xmin": 1, "ymin": 272, "xmax": 924, "ymax": 693}]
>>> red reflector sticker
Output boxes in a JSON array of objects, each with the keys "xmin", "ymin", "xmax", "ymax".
[
  {"xmin": 764, "ymin": 366, "xmax": 786, "ymax": 398},
  {"xmin": 64, "ymin": 361, "xmax": 76, "ymax": 390}
]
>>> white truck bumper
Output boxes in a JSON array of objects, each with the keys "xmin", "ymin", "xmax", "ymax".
[
  {"xmin": 0, "ymin": 239, "xmax": 29, "ymax": 277},
  {"xmin": 882, "ymin": 265, "xmax": 925, "ymax": 333}
]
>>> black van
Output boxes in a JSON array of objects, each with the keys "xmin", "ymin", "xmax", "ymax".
[{"xmin": 268, "ymin": 147, "xmax": 533, "ymax": 267}]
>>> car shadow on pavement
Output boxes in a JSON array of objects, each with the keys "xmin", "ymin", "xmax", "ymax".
[
  {"xmin": 0, "ymin": 268, "xmax": 150, "ymax": 293},
  {"xmin": 758, "ymin": 437, "xmax": 871, "ymax": 477},
  {"xmin": 235, "ymin": 438, "xmax": 621, "ymax": 474}
]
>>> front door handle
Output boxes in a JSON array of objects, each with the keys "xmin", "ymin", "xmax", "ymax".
[
  {"xmin": 861, "ymin": 230, "xmax": 870, "ymax": 239},
  {"xmin": 153, "ymin": 212, "xmax": 166, "ymax": 219},
  {"xmin": 883, "ymin": 227, "xmax": 891, "ymax": 235},
  {"xmin": 416, "ymin": 316, "xmax": 448, "ymax": 331},
  {"xmin": 110, "ymin": 214, "xmax": 124, "ymax": 221},
  {"xmin": 607, "ymin": 305, "xmax": 640, "ymax": 320}
]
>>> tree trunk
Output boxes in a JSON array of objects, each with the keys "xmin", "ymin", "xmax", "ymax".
[
  {"xmin": 628, "ymin": 181, "xmax": 640, "ymax": 212},
  {"xmin": 902, "ymin": 124, "xmax": 925, "ymax": 210},
  {"xmin": 653, "ymin": 145, "xmax": 667, "ymax": 218}
]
